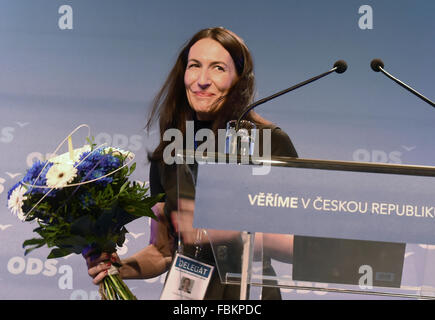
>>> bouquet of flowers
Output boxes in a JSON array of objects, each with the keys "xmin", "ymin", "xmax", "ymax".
[{"xmin": 6, "ymin": 135, "xmax": 163, "ymax": 300}]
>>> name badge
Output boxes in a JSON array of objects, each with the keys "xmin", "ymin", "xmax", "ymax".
[{"xmin": 161, "ymin": 253, "xmax": 214, "ymax": 300}]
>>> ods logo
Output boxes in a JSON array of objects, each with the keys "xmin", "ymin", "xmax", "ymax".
[
  {"xmin": 95, "ymin": 132, "xmax": 143, "ymax": 152},
  {"xmin": 7, "ymin": 256, "xmax": 73, "ymax": 290},
  {"xmin": 352, "ymin": 149, "xmax": 402, "ymax": 164}
]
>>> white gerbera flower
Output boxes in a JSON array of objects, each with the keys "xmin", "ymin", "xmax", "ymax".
[
  {"xmin": 8, "ymin": 185, "xmax": 28, "ymax": 221},
  {"xmin": 46, "ymin": 163, "xmax": 78, "ymax": 189}
]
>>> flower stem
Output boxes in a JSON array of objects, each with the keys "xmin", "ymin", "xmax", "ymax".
[
  {"xmin": 98, "ymin": 272, "xmax": 136, "ymax": 300},
  {"xmin": 109, "ymin": 274, "xmax": 136, "ymax": 300}
]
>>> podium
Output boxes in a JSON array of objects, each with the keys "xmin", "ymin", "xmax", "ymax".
[{"xmin": 174, "ymin": 150, "xmax": 435, "ymax": 299}]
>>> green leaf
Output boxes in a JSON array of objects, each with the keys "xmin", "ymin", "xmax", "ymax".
[
  {"xmin": 24, "ymin": 247, "xmax": 40, "ymax": 256},
  {"xmin": 119, "ymin": 180, "xmax": 129, "ymax": 195},
  {"xmin": 23, "ymin": 238, "xmax": 47, "ymax": 256},
  {"xmin": 86, "ymin": 136, "xmax": 97, "ymax": 150},
  {"xmin": 71, "ymin": 215, "xmax": 93, "ymax": 236},
  {"xmin": 95, "ymin": 209, "xmax": 117, "ymax": 236},
  {"xmin": 56, "ymin": 235, "xmax": 89, "ymax": 247},
  {"xmin": 47, "ymin": 248, "xmax": 74, "ymax": 259},
  {"xmin": 22, "ymin": 238, "xmax": 45, "ymax": 247},
  {"xmin": 24, "ymin": 243, "xmax": 46, "ymax": 256},
  {"xmin": 129, "ymin": 162, "xmax": 136, "ymax": 175},
  {"xmin": 116, "ymin": 228, "xmax": 127, "ymax": 247}
]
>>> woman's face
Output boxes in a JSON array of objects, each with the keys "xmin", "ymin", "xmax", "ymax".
[{"xmin": 184, "ymin": 38, "xmax": 238, "ymax": 121}]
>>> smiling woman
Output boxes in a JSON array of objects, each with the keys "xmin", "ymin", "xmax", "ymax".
[
  {"xmin": 184, "ymin": 38, "xmax": 239, "ymax": 120},
  {"xmin": 145, "ymin": 27, "xmax": 260, "ymax": 162},
  {"xmin": 84, "ymin": 27, "xmax": 298, "ymax": 300}
]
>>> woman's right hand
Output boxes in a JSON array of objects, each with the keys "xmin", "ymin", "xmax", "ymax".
[{"xmin": 83, "ymin": 251, "xmax": 121, "ymax": 285}]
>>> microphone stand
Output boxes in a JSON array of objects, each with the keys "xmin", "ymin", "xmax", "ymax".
[
  {"xmin": 226, "ymin": 61, "xmax": 347, "ymax": 157},
  {"xmin": 236, "ymin": 60, "xmax": 347, "ymax": 130},
  {"xmin": 377, "ymin": 66, "xmax": 435, "ymax": 108}
]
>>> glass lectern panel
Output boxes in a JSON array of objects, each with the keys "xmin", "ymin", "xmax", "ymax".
[{"xmin": 175, "ymin": 151, "xmax": 435, "ymax": 299}]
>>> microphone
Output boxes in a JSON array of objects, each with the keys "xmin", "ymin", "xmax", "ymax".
[
  {"xmin": 236, "ymin": 60, "xmax": 348, "ymax": 129},
  {"xmin": 370, "ymin": 58, "xmax": 434, "ymax": 108}
]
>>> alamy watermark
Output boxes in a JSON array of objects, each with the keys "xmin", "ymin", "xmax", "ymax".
[
  {"xmin": 58, "ymin": 5, "xmax": 73, "ymax": 30},
  {"xmin": 359, "ymin": 264, "xmax": 373, "ymax": 290},
  {"xmin": 162, "ymin": 121, "xmax": 272, "ymax": 175},
  {"xmin": 358, "ymin": 5, "xmax": 373, "ymax": 30}
]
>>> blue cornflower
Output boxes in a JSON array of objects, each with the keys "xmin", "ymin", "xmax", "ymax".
[
  {"xmin": 22, "ymin": 160, "xmax": 54, "ymax": 195},
  {"xmin": 75, "ymin": 148, "xmax": 121, "ymax": 187}
]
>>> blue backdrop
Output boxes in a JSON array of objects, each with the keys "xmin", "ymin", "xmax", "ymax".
[{"xmin": 0, "ymin": 0, "xmax": 434, "ymax": 299}]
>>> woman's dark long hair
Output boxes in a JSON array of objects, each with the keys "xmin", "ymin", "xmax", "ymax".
[{"xmin": 146, "ymin": 27, "xmax": 271, "ymax": 160}]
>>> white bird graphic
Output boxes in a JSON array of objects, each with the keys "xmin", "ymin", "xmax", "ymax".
[
  {"xmin": 129, "ymin": 232, "xmax": 145, "ymax": 239},
  {"xmin": 404, "ymin": 252, "xmax": 415, "ymax": 259},
  {"xmin": 401, "ymin": 145, "xmax": 416, "ymax": 152},
  {"xmin": 16, "ymin": 122, "xmax": 30, "ymax": 128},
  {"xmin": 6, "ymin": 172, "xmax": 22, "ymax": 179},
  {"xmin": 0, "ymin": 224, "xmax": 13, "ymax": 231}
]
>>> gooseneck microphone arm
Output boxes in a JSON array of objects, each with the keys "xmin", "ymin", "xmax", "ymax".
[
  {"xmin": 370, "ymin": 59, "xmax": 434, "ymax": 108},
  {"xmin": 236, "ymin": 60, "xmax": 348, "ymax": 130}
]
